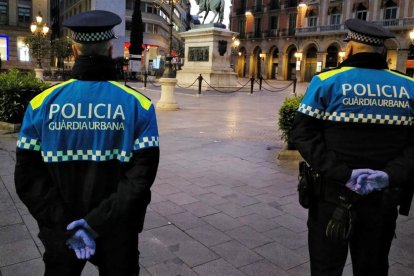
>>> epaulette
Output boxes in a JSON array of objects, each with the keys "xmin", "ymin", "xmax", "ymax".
[{"xmin": 125, "ymin": 84, "xmax": 152, "ymax": 101}]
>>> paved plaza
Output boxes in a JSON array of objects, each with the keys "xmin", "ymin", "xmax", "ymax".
[{"xmin": 0, "ymin": 79, "xmax": 413, "ymax": 275}]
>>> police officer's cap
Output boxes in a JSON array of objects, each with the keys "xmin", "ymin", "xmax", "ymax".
[
  {"xmin": 343, "ymin": 19, "xmax": 395, "ymax": 46},
  {"xmin": 63, "ymin": 10, "xmax": 122, "ymax": 43}
]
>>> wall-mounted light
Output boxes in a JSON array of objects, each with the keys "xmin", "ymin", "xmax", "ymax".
[
  {"xmin": 294, "ymin": 52, "xmax": 303, "ymax": 60},
  {"xmin": 298, "ymin": 2, "xmax": 307, "ymax": 9},
  {"xmin": 409, "ymin": 29, "xmax": 414, "ymax": 45},
  {"xmin": 259, "ymin": 53, "xmax": 265, "ymax": 60},
  {"xmin": 238, "ymin": 52, "xmax": 242, "ymax": 56}
]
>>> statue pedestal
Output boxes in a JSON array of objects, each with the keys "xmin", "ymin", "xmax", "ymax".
[
  {"xmin": 156, "ymin": 78, "xmax": 179, "ymax": 111},
  {"xmin": 176, "ymin": 26, "xmax": 238, "ymax": 91}
]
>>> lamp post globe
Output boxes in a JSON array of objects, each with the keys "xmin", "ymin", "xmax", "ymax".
[{"xmin": 30, "ymin": 12, "xmax": 49, "ymax": 69}]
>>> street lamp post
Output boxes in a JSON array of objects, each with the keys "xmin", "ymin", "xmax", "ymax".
[{"xmin": 30, "ymin": 12, "xmax": 49, "ymax": 69}]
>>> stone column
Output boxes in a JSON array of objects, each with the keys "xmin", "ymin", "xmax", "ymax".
[
  {"xmin": 156, "ymin": 78, "xmax": 179, "ymax": 111},
  {"xmin": 317, "ymin": 52, "xmax": 327, "ymax": 71},
  {"xmin": 396, "ymin": 49, "xmax": 409, "ymax": 73}
]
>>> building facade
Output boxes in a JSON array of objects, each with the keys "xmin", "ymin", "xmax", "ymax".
[
  {"xmin": 230, "ymin": 0, "xmax": 414, "ymax": 82},
  {"xmin": 1, "ymin": 0, "xmax": 190, "ymax": 71},
  {"xmin": 0, "ymin": 0, "xmax": 49, "ymax": 70}
]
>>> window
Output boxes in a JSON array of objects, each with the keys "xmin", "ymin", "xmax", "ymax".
[
  {"xmin": 384, "ymin": 7, "xmax": 397, "ymax": 20},
  {"xmin": 270, "ymin": 16, "xmax": 278, "ymax": 29},
  {"xmin": 254, "ymin": 17, "xmax": 261, "ymax": 37},
  {"xmin": 17, "ymin": 37, "xmax": 29, "ymax": 61},
  {"xmin": 384, "ymin": 1, "xmax": 398, "ymax": 25},
  {"xmin": 330, "ymin": 13, "xmax": 341, "ymax": 25},
  {"xmin": 173, "ymin": 8, "xmax": 180, "ymax": 19},
  {"xmin": 0, "ymin": 35, "xmax": 8, "ymax": 60},
  {"xmin": 355, "ymin": 4, "xmax": 367, "ymax": 20},
  {"xmin": 308, "ymin": 16, "xmax": 317, "ymax": 27},
  {"xmin": 18, "ymin": 5, "xmax": 31, "ymax": 24},
  {"xmin": 145, "ymin": 4, "xmax": 157, "ymax": 14},
  {"xmin": 289, "ymin": 13, "xmax": 296, "ymax": 30},
  {"xmin": 270, "ymin": 0, "xmax": 279, "ymax": 10},
  {"xmin": 126, "ymin": 0, "xmax": 134, "ymax": 10},
  {"xmin": 0, "ymin": 0, "xmax": 7, "ymax": 24},
  {"xmin": 238, "ymin": 19, "xmax": 245, "ymax": 37}
]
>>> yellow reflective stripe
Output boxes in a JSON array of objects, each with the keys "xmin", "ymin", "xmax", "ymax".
[
  {"xmin": 317, "ymin": 67, "xmax": 355, "ymax": 81},
  {"xmin": 108, "ymin": 81, "xmax": 152, "ymax": 111},
  {"xmin": 30, "ymin": 79, "xmax": 76, "ymax": 110},
  {"xmin": 386, "ymin": 70, "xmax": 414, "ymax": 82}
]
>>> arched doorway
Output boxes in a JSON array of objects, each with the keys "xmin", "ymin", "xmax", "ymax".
[
  {"xmin": 304, "ymin": 46, "xmax": 317, "ymax": 82},
  {"xmin": 287, "ymin": 46, "xmax": 297, "ymax": 80},
  {"xmin": 270, "ymin": 47, "xmax": 279, "ymax": 79},
  {"xmin": 238, "ymin": 47, "xmax": 247, "ymax": 78},
  {"xmin": 325, "ymin": 45, "xmax": 339, "ymax": 68}
]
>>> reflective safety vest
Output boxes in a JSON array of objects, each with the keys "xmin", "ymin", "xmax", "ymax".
[{"xmin": 17, "ymin": 79, "xmax": 159, "ymax": 162}]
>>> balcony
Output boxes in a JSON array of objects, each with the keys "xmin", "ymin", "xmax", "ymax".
[
  {"xmin": 372, "ymin": 18, "xmax": 414, "ymax": 31},
  {"xmin": 319, "ymin": 24, "xmax": 343, "ymax": 32},
  {"xmin": 265, "ymin": 29, "xmax": 278, "ymax": 37},
  {"xmin": 279, "ymin": 28, "xmax": 295, "ymax": 36},
  {"xmin": 245, "ymin": 32, "xmax": 263, "ymax": 39}
]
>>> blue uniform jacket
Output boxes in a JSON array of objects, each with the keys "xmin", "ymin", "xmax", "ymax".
[
  {"xmin": 291, "ymin": 53, "xmax": 414, "ymax": 214},
  {"xmin": 15, "ymin": 73, "xmax": 160, "ymax": 236}
]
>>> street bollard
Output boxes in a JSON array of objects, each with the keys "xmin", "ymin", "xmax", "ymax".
[
  {"xmin": 259, "ymin": 76, "xmax": 263, "ymax": 91},
  {"xmin": 250, "ymin": 76, "xmax": 255, "ymax": 95},
  {"xmin": 144, "ymin": 72, "xmax": 148, "ymax": 88},
  {"xmin": 198, "ymin": 74, "xmax": 203, "ymax": 95},
  {"xmin": 293, "ymin": 78, "xmax": 297, "ymax": 97}
]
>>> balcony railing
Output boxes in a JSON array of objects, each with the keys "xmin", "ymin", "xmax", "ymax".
[
  {"xmin": 265, "ymin": 29, "xmax": 278, "ymax": 37},
  {"xmin": 279, "ymin": 28, "xmax": 295, "ymax": 36},
  {"xmin": 296, "ymin": 26, "xmax": 318, "ymax": 33},
  {"xmin": 319, "ymin": 24, "xmax": 343, "ymax": 32},
  {"xmin": 403, "ymin": 18, "xmax": 414, "ymax": 26}
]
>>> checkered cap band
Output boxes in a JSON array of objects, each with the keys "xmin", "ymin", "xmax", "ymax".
[
  {"xmin": 345, "ymin": 31, "xmax": 384, "ymax": 46},
  {"xmin": 298, "ymin": 104, "xmax": 412, "ymax": 126},
  {"xmin": 72, "ymin": 29, "xmax": 116, "ymax": 43}
]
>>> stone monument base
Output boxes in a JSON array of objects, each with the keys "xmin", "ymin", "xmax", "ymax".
[
  {"xmin": 176, "ymin": 68, "xmax": 238, "ymax": 91},
  {"xmin": 176, "ymin": 26, "xmax": 239, "ymax": 92}
]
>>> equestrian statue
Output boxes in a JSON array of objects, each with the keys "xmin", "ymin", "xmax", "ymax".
[{"xmin": 195, "ymin": 0, "xmax": 225, "ymax": 24}]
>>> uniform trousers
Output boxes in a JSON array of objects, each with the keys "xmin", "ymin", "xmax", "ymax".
[
  {"xmin": 307, "ymin": 194, "xmax": 398, "ymax": 276},
  {"xmin": 39, "ymin": 224, "xmax": 140, "ymax": 276}
]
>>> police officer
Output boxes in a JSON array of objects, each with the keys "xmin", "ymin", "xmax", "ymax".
[
  {"xmin": 14, "ymin": 10, "xmax": 159, "ymax": 275},
  {"xmin": 291, "ymin": 19, "xmax": 414, "ymax": 275}
]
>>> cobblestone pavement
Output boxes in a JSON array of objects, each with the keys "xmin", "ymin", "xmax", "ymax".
[{"xmin": 0, "ymin": 79, "xmax": 413, "ymax": 275}]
